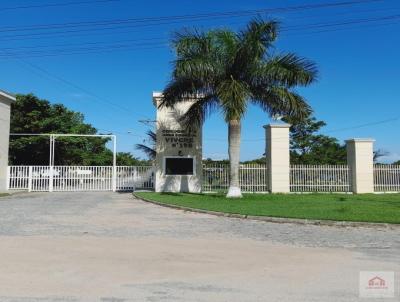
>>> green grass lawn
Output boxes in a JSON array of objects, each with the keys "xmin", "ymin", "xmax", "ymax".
[
  {"xmin": 134, "ymin": 192, "xmax": 400, "ymax": 224},
  {"xmin": 0, "ymin": 193, "xmax": 9, "ymax": 197}
]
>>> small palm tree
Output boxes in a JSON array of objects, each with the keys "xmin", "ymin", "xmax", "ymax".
[
  {"xmin": 135, "ymin": 130, "xmax": 156, "ymax": 160},
  {"xmin": 160, "ymin": 19, "xmax": 317, "ymax": 198}
]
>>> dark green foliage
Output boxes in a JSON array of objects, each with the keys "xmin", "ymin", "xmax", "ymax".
[
  {"xmin": 202, "ymin": 158, "xmax": 229, "ymax": 165},
  {"xmin": 9, "ymin": 94, "xmax": 146, "ymax": 166},
  {"xmin": 282, "ymin": 115, "xmax": 347, "ymax": 165},
  {"xmin": 241, "ymin": 157, "xmax": 267, "ymax": 165},
  {"xmin": 116, "ymin": 152, "xmax": 150, "ymax": 166}
]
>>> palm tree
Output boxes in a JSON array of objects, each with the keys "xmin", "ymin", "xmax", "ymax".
[
  {"xmin": 135, "ymin": 130, "xmax": 156, "ymax": 160},
  {"xmin": 160, "ymin": 19, "xmax": 317, "ymax": 198}
]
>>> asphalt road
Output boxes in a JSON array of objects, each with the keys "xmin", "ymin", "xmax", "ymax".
[{"xmin": 0, "ymin": 192, "xmax": 398, "ymax": 301}]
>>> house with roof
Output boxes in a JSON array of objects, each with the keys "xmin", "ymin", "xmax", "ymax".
[{"xmin": 368, "ymin": 276, "xmax": 386, "ymax": 288}]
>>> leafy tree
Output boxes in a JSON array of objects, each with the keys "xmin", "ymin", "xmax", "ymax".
[
  {"xmin": 160, "ymin": 18, "xmax": 317, "ymax": 197},
  {"xmin": 116, "ymin": 152, "xmax": 150, "ymax": 166},
  {"xmin": 9, "ymin": 94, "xmax": 143, "ymax": 165},
  {"xmin": 282, "ymin": 114, "xmax": 391, "ymax": 165},
  {"xmin": 282, "ymin": 115, "xmax": 347, "ymax": 164}
]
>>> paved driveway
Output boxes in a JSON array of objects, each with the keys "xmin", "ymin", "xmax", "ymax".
[{"xmin": 0, "ymin": 192, "xmax": 399, "ymax": 301}]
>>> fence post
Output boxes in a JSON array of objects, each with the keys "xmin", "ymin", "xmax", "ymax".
[
  {"xmin": 132, "ymin": 167, "xmax": 137, "ymax": 192},
  {"xmin": 112, "ymin": 166, "xmax": 117, "ymax": 192},
  {"xmin": 264, "ymin": 123, "xmax": 291, "ymax": 193},
  {"xmin": 346, "ymin": 138, "xmax": 375, "ymax": 193},
  {"xmin": 6, "ymin": 166, "xmax": 10, "ymax": 191},
  {"xmin": 49, "ymin": 166, "xmax": 54, "ymax": 192},
  {"xmin": 28, "ymin": 166, "xmax": 33, "ymax": 192}
]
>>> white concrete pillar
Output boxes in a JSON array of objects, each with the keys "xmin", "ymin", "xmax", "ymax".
[
  {"xmin": 0, "ymin": 91, "xmax": 15, "ymax": 192},
  {"xmin": 346, "ymin": 138, "xmax": 375, "ymax": 194},
  {"xmin": 264, "ymin": 123, "xmax": 290, "ymax": 193}
]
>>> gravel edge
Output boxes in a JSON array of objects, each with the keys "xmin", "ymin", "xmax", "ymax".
[{"xmin": 133, "ymin": 193, "xmax": 400, "ymax": 230}]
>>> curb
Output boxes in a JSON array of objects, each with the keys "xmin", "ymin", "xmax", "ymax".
[
  {"xmin": 0, "ymin": 191, "xmax": 31, "ymax": 198},
  {"xmin": 133, "ymin": 193, "xmax": 400, "ymax": 230}
]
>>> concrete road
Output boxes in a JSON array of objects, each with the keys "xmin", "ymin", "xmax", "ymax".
[{"xmin": 0, "ymin": 192, "xmax": 398, "ymax": 302}]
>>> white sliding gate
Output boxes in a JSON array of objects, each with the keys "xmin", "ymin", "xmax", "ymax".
[{"xmin": 8, "ymin": 166, "xmax": 154, "ymax": 192}]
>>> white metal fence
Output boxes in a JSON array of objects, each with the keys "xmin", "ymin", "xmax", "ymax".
[
  {"xmin": 202, "ymin": 163, "xmax": 268, "ymax": 192},
  {"xmin": 290, "ymin": 165, "xmax": 351, "ymax": 192},
  {"xmin": 8, "ymin": 166, "xmax": 154, "ymax": 192},
  {"xmin": 8, "ymin": 166, "xmax": 29, "ymax": 190},
  {"xmin": 9, "ymin": 164, "xmax": 400, "ymax": 194},
  {"xmin": 374, "ymin": 165, "xmax": 400, "ymax": 192}
]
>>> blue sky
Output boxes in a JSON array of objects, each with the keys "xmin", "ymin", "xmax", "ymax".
[{"xmin": 1, "ymin": 0, "xmax": 399, "ymax": 162}]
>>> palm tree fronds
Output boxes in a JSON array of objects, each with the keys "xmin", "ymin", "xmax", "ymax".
[
  {"xmin": 179, "ymin": 95, "xmax": 218, "ymax": 130},
  {"xmin": 135, "ymin": 130, "xmax": 156, "ymax": 160},
  {"xmin": 160, "ymin": 77, "xmax": 205, "ymax": 108},
  {"xmin": 259, "ymin": 54, "xmax": 318, "ymax": 87},
  {"xmin": 135, "ymin": 144, "xmax": 156, "ymax": 160},
  {"xmin": 237, "ymin": 19, "xmax": 279, "ymax": 62},
  {"xmin": 161, "ymin": 17, "xmax": 318, "ymax": 197},
  {"xmin": 252, "ymin": 86, "xmax": 312, "ymax": 120},
  {"xmin": 146, "ymin": 129, "xmax": 156, "ymax": 143}
]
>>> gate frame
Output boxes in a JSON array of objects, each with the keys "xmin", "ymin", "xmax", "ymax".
[
  {"xmin": 49, "ymin": 134, "xmax": 117, "ymax": 192},
  {"xmin": 10, "ymin": 133, "xmax": 117, "ymax": 192}
]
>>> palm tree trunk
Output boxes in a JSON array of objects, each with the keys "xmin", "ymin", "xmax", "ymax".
[{"xmin": 226, "ymin": 119, "xmax": 242, "ymax": 198}]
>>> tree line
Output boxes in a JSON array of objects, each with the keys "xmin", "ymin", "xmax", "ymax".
[{"xmin": 9, "ymin": 94, "xmax": 150, "ymax": 166}]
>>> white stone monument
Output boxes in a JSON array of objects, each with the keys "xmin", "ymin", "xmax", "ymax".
[
  {"xmin": 153, "ymin": 92, "xmax": 202, "ymax": 193},
  {"xmin": 0, "ymin": 90, "xmax": 16, "ymax": 192}
]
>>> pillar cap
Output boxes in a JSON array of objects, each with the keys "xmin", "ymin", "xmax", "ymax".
[
  {"xmin": 152, "ymin": 91, "xmax": 163, "ymax": 106},
  {"xmin": 263, "ymin": 123, "xmax": 291, "ymax": 129},
  {"xmin": 345, "ymin": 138, "xmax": 375, "ymax": 143}
]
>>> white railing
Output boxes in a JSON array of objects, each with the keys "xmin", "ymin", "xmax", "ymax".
[
  {"xmin": 8, "ymin": 166, "xmax": 154, "ymax": 192},
  {"xmin": 203, "ymin": 164, "xmax": 229, "ymax": 192},
  {"xmin": 116, "ymin": 166, "xmax": 154, "ymax": 191},
  {"xmin": 11, "ymin": 164, "xmax": 400, "ymax": 194},
  {"xmin": 202, "ymin": 163, "xmax": 268, "ymax": 192},
  {"xmin": 290, "ymin": 165, "xmax": 351, "ymax": 192},
  {"xmin": 374, "ymin": 165, "xmax": 400, "ymax": 192},
  {"xmin": 52, "ymin": 166, "xmax": 113, "ymax": 192},
  {"xmin": 8, "ymin": 166, "xmax": 30, "ymax": 190},
  {"xmin": 239, "ymin": 164, "xmax": 268, "ymax": 192}
]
